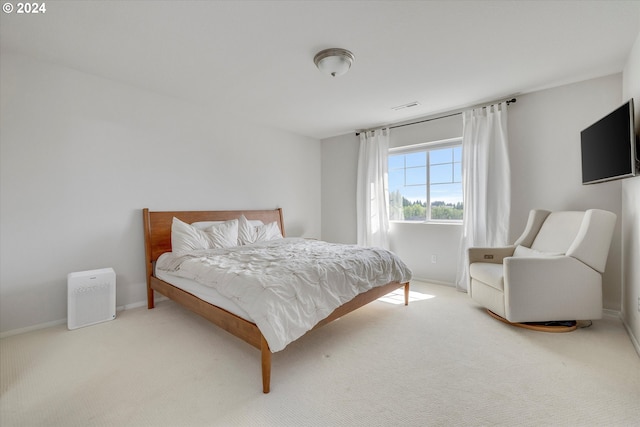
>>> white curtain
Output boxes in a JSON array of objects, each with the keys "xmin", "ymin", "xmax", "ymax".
[
  {"xmin": 357, "ymin": 128, "xmax": 390, "ymax": 249},
  {"xmin": 455, "ymin": 102, "xmax": 511, "ymax": 291}
]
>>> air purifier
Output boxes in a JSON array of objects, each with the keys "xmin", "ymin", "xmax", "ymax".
[{"xmin": 67, "ymin": 267, "xmax": 116, "ymax": 330}]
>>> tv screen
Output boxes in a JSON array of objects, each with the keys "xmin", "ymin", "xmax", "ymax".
[{"xmin": 580, "ymin": 99, "xmax": 636, "ymax": 185}]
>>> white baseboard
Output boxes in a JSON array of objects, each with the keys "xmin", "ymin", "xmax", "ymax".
[
  {"xmin": 601, "ymin": 308, "xmax": 639, "ymax": 358},
  {"xmin": 0, "ymin": 318, "xmax": 67, "ymax": 339},
  {"xmin": 602, "ymin": 308, "xmax": 621, "ymax": 318},
  {"xmin": 621, "ymin": 316, "xmax": 640, "ymax": 358},
  {"xmin": 0, "ymin": 295, "xmax": 168, "ymax": 339},
  {"xmin": 117, "ymin": 296, "xmax": 166, "ymax": 311},
  {"xmin": 411, "ymin": 277, "xmax": 456, "ymax": 288}
]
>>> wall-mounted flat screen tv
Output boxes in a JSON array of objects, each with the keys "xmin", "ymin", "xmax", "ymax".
[{"xmin": 580, "ymin": 99, "xmax": 637, "ymax": 185}]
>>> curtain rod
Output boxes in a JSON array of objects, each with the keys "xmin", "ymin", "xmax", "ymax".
[{"xmin": 356, "ymin": 98, "xmax": 516, "ymax": 136}]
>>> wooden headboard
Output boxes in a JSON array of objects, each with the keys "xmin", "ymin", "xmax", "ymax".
[{"xmin": 142, "ymin": 208, "xmax": 285, "ymax": 284}]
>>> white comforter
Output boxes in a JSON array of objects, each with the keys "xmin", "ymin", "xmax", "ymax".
[{"xmin": 156, "ymin": 238, "xmax": 412, "ymax": 352}]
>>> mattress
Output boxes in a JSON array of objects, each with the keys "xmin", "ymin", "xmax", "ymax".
[{"xmin": 155, "ymin": 265, "xmax": 254, "ymax": 322}]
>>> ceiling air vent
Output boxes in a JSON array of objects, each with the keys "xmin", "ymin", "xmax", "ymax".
[{"xmin": 391, "ymin": 101, "xmax": 421, "ymax": 111}]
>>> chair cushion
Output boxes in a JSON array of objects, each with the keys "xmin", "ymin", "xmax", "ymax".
[
  {"xmin": 530, "ymin": 211, "xmax": 584, "ymax": 254},
  {"xmin": 469, "ymin": 262, "xmax": 504, "ymax": 291},
  {"xmin": 513, "ymin": 245, "xmax": 563, "ymax": 257}
]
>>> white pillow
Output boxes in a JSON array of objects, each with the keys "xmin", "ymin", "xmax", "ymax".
[
  {"xmin": 191, "ymin": 221, "xmax": 224, "ymax": 230},
  {"xmin": 238, "ymin": 215, "xmax": 256, "ymax": 245},
  {"xmin": 255, "ymin": 221, "xmax": 283, "ymax": 242},
  {"xmin": 171, "ymin": 217, "xmax": 212, "ymax": 254},
  {"xmin": 238, "ymin": 215, "xmax": 282, "ymax": 245},
  {"xmin": 192, "ymin": 219, "xmax": 263, "ymax": 229},
  {"xmin": 206, "ymin": 219, "xmax": 238, "ymax": 248}
]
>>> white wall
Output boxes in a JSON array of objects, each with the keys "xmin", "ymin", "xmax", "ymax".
[
  {"xmin": 622, "ymin": 30, "xmax": 640, "ymax": 352},
  {"xmin": 322, "ymin": 74, "xmax": 625, "ymax": 310},
  {"xmin": 509, "ymin": 74, "xmax": 623, "ymax": 310},
  {"xmin": 0, "ymin": 53, "xmax": 321, "ymax": 334},
  {"xmin": 321, "ymin": 134, "xmax": 359, "ymax": 244}
]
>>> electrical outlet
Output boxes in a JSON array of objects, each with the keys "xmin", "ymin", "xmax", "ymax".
[
  {"xmin": 431, "ymin": 254, "xmax": 437, "ymax": 264},
  {"xmin": 637, "ymin": 296, "xmax": 640, "ymax": 312}
]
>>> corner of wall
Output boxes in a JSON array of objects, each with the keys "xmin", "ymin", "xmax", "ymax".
[{"xmin": 621, "ymin": 28, "xmax": 640, "ymax": 357}]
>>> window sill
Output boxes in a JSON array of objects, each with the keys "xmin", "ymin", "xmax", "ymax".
[{"xmin": 390, "ymin": 220, "xmax": 462, "ymax": 226}]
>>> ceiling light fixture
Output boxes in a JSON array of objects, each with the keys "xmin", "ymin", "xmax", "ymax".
[{"xmin": 314, "ymin": 48, "xmax": 355, "ymax": 77}]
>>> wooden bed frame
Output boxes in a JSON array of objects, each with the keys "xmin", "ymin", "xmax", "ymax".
[{"xmin": 142, "ymin": 208, "xmax": 409, "ymax": 393}]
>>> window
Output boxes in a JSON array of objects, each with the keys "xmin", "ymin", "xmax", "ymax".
[{"xmin": 388, "ymin": 138, "xmax": 463, "ymax": 222}]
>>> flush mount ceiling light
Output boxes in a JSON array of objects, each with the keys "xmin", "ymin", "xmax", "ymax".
[{"xmin": 314, "ymin": 48, "xmax": 355, "ymax": 77}]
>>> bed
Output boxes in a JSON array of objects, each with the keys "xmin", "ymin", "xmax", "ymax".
[{"xmin": 143, "ymin": 208, "xmax": 411, "ymax": 393}]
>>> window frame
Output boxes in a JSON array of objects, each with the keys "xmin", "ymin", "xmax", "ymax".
[{"xmin": 388, "ymin": 137, "xmax": 463, "ymax": 224}]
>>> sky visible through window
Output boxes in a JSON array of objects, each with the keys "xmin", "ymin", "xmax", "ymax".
[{"xmin": 388, "ymin": 146, "xmax": 462, "ymax": 206}]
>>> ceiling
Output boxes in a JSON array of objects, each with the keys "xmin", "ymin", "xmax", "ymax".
[{"xmin": 1, "ymin": 1, "xmax": 639, "ymax": 140}]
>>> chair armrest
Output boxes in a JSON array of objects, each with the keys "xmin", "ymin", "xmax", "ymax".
[
  {"xmin": 503, "ymin": 256, "xmax": 602, "ymax": 322},
  {"xmin": 468, "ymin": 246, "xmax": 515, "ymax": 265},
  {"xmin": 566, "ymin": 209, "xmax": 616, "ymax": 273}
]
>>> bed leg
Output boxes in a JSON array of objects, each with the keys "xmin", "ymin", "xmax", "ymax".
[
  {"xmin": 261, "ymin": 335, "xmax": 271, "ymax": 393},
  {"xmin": 404, "ymin": 282, "xmax": 410, "ymax": 306},
  {"xmin": 147, "ymin": 285, "xmax": 155, "ymax": 309}
]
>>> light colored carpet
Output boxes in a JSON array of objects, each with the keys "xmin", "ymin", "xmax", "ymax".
[{"xmin": 1, "ymin": 281, "xmax": 639, "ymax": 426}]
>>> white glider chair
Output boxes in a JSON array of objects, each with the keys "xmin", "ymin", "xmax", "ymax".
[{"xmin": 468, "ymin": 209, "xmax": 616, "ymax": 328}]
